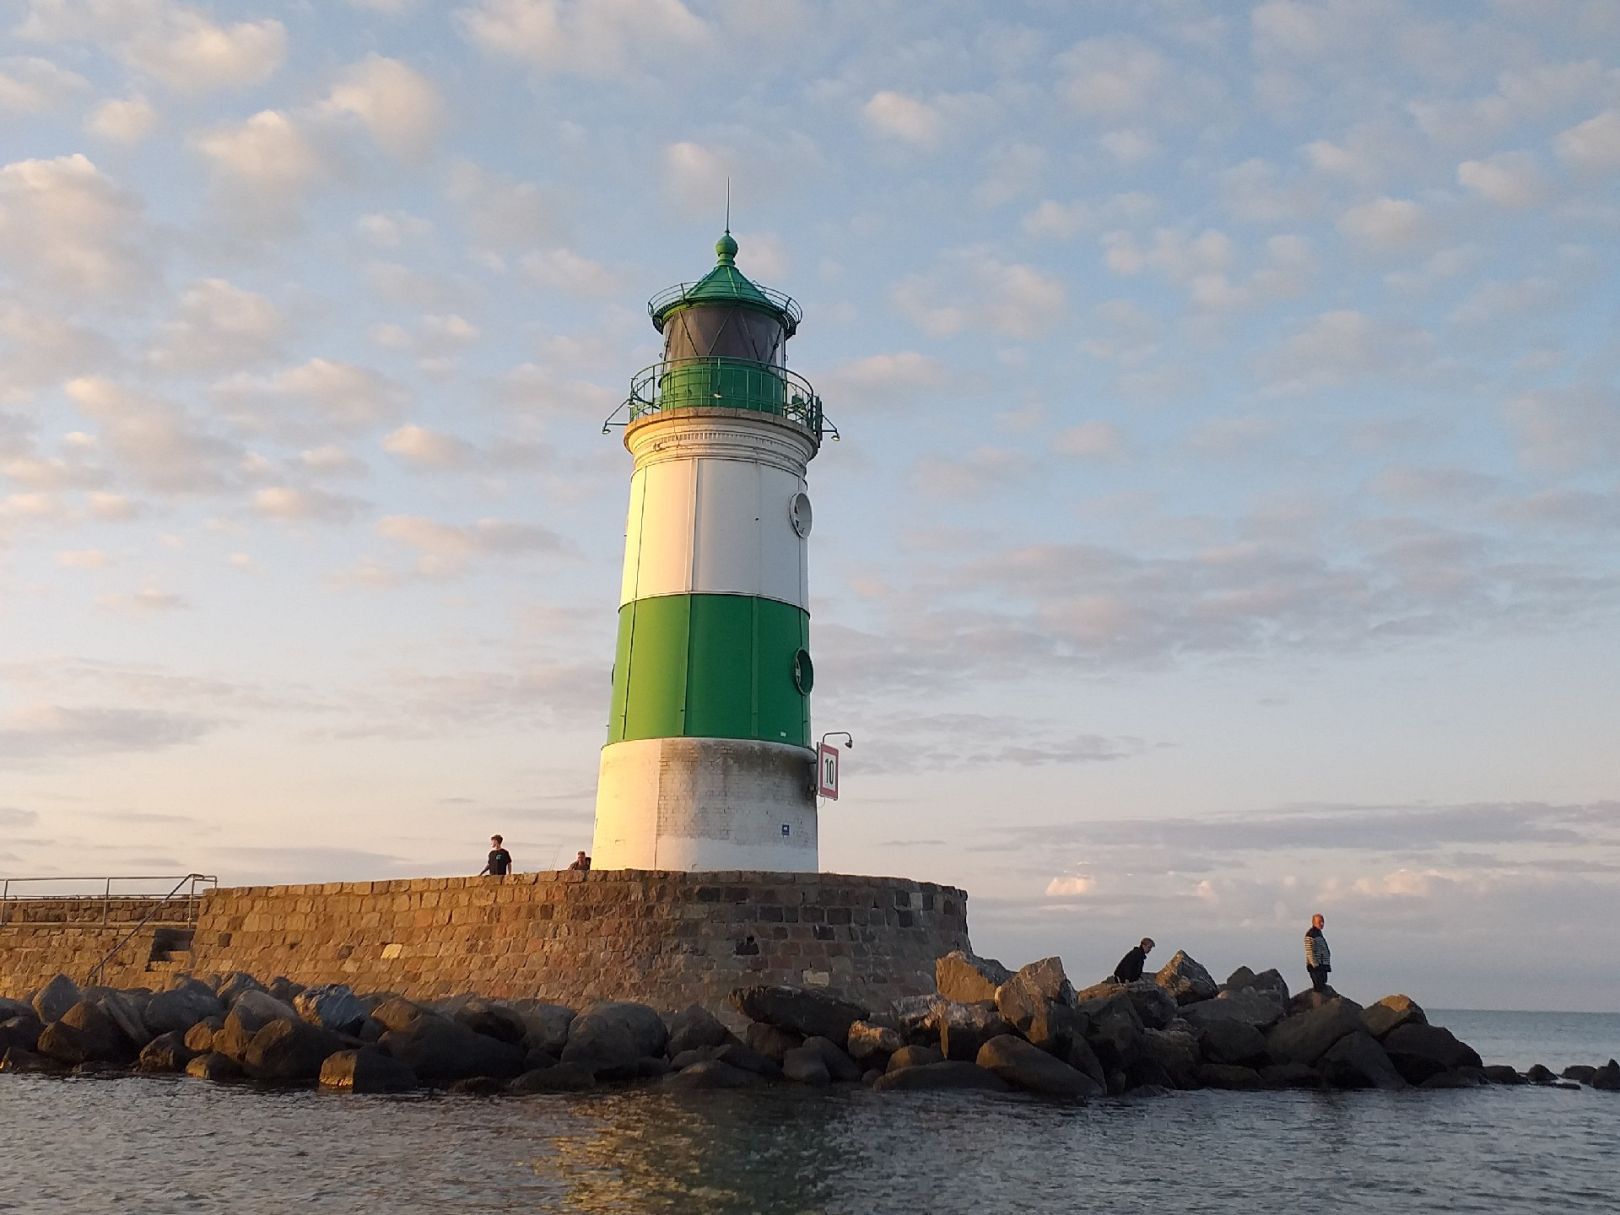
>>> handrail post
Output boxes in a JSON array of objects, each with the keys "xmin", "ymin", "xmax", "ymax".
[{"xmin": 103, "ymin": 876, "xmax": 110, "ymax": 927}]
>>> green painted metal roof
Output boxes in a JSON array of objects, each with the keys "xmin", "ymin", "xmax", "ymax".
[{"xmin": 649, "ymin": 232, "xmax": 802, "ymax": 336}]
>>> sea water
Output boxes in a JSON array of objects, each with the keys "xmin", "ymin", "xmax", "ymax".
[{"xmin": 0, "ymin": 1010, "xmax": 1614, "ymax": 1215}]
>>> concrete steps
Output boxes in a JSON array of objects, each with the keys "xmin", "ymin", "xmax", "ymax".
[{"xmin": 145, "ymin": 927, "xmax": 196, "ymax": 977}]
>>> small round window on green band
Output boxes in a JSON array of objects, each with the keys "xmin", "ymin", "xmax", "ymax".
[{"xmin": 793, "ymin": 649, "xmax": 814, "ymax": 694}]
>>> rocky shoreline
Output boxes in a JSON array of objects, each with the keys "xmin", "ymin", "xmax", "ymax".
[{"xmin": 2, "ymin": 949, "xmax": 1615, "ymax": 1099}]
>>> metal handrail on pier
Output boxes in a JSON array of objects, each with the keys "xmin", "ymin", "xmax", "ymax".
[{"xmin": 0, "ymin": 873, "xmax": 218, "ymax": 928}]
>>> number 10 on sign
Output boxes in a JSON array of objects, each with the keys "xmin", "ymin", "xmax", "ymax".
[{"xmin": 817, "ymin": 743, "xmax": 840, "ymax": 800}]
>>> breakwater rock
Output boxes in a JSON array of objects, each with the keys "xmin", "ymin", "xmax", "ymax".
[{"xmin": 1, "ymin": 954, "xmax": 1613, "ymax": 1100}]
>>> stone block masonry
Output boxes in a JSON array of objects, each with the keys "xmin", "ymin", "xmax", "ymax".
[{"xmin": 1, "ymin": 871, "xmax": 972, "ymax": 1014}]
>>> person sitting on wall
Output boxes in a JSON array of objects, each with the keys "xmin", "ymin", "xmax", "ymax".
[
  {"xmin": 1112, "ymin": 937, "xmax": 1155, "ymax": 983},
  {"xmin": 479, "ymin": 834, "xmax": 512, "ymax": 877},
  {"xmin": 567, "ymin": 850, "xmax": 592, "ymax": 871}
]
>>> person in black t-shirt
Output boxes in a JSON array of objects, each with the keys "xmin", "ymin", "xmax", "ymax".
[{"xmin": 480, "ymin": 834, "xmax": 512, "ymax": 876}]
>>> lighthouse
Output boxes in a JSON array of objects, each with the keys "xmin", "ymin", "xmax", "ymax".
[{"xmin": 591, "ymin": 231, "xmax": 827, "ymax": 872}]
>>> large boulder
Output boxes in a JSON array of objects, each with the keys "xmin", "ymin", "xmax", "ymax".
[
  {"xmin": 1265, "ymin": 996, "xmax": 1363, "ymax": 1066},
  {"xmin": 729, "ymin": 986, "xmax": 865, "ymax": 1047},
  {"xmin": 1381, "ymin": 1022, "xmax": 1481, "ymax": 1085},
  {"xmin": 91, "ymin": 989, "xmax": 150, "ymax": 1048},
  {"xmin": 1260, "ymin": 1061, "xmax": 1323, "ymax": 1089},
  {"xmin": 935, "ymin": 950, "xmax": 1014, "ymax": 1004},
  {"xmin": 1591, "ymin": 1059, "xmax": 1620, "ymax": 1091},
  {"xmin": 872, "ymin": 1061, "xmax": 1012, "ymax": 1092},
  {"xmin": 801, "ymin": 1035, "xmax": 861, "ymax": 1082},
  {"xmin": 558, "ymin": 1002, "xmax": 666, "ymax": 1079},
  {"xmin": 745, "ymin": 1021, "xmax": 804, "ymax": 1062},
  {"xmin": 216, "ymin": 973, "xmax": 266, "ymax": 1007},
  {"xmin": 663, "ymin": 1060, "xmax": 762, "ymax": 1090},
  {"xmin": 37, "ymin": 1000, "xmax": 133, "ymax": 1065},
  {"xmin": 213, "ymin": 991, "xmax": 300, "ymax": 1062},
  {"xmin": 32, "ymin": 974, "xmax": 81, "ymax": 1024},
  {"xmin": 1320, "ymin": 1030, "xmax": 1406, "ymax": 1090},
  {"xmin": 184, "ymin": 1018, "xmax": 224, "ymax": 1053},
  {"xmin": 781, "ymin": 1045, "xmax": 831, "ymax": 1085},
  {"xmin": 0, "ymin": 997, "xmax": 33, "ymax": 1020},
  {"xmin": 1360, "ymin": 995, "xmax": 1428, "ymax": 1040},
  {"xmin": 886, "ymin": 1044, "xmax": 943, "ymax": 1072},
  {"xmin": 976, "ymin": 1035, "xmax": 1101, "ymax": 1098},
  {"xmin": 295, "ymin": 984, "xmax": 368, "ymax": 1035},
  {"xmin": 511, "ymin": 1062, "xmax": 597, "ymax": 1092},
  {"xmin": 710, "ymin": 1043, "xmax": 783, "ymax": 1079},
  {"xmin": 136, "ymin": 1031, "xmax": 198, "ymax": 1073},
  {"xmin": 242, "ymin": 1018, "xmax": 347, "ymax": 1082},
  {"xmin": 1120, "ymin": 980, "xmax": 1179, "ymax": 1030},
  {"xmin": 266, "ymin": 977, "xmax": 305, "ymax": 1005},
  {"xmin": 1196, "ymin": 1063, "xmax": 1264, "ymax": 1090},
  {"xmin": 1198, "ymin": 1018, "xmax": 1268, "ymax": 1067},
  {"xmin": 1154, "ymin": 951, "xmax": 1218, "ymax": 1006},
  {"xmin": 1076, "ymin": 990, "xmax": 1145, "ymax": 1069},
  {"xmin": 1182, "ymin": 987, "xmax": 1286, "ymax": 1032},
  {"xmin": 370, "ymin": 997, "xmax": 432, "ymax": 1034},
  {"xmin": 0, "ymin": 1016, "xmax": 42, "ymax": 1056},
  {"xmin": 1141, "ymin": 1028, "xmax": 1201, "ymax": 1088},
  {"xmin": 509, "ymin": 1000, "xmax": 575, "ymax": 1056},
  {"xmin": 1224, "ymin": 966, "xmax": 1289, "ymax": 999},
  {"xmin": 444, "ymin": 997, "xmax": 527, "ymax": 1045},
  {"xmin": 665, "ymin": 1005, "xmax": 733, "ymax": 1056},
  {"xmin": 846, "ymin": 1020, "xmax": 903, "ymax": 1068},
  {"xmin": 993, "ymin": 958, "xmax": 1075, "ymax": 1029},
  {"xmin": 320, "ymin": 1047, "xmax": 419, "ymax": 1093},
  {"xmin": 144, "ymin": 980, "xmax": 225, "ymax": 1036},
  {"xmin": 382, "ymin": 1018, "xmax": 527, "ymax": 1084},
  {"xmin": 935, "ymin": 1001, "xmax": 1014, "ymax": 1062},
  {"xmin": 184, "ymin": 1052, "xmax": 243, "ymax": 1082},
  {"xmin": 1, "ymin": 1047, "xmax": 60, "ymax": 1074}
]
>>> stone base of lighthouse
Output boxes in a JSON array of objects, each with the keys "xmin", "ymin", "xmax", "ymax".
[{"xmin": 593, "ymin": 738, "xmax": 817, "ymax": 871}]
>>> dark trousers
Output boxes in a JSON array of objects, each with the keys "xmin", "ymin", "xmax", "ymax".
[{"xmin": 1308, "ymin": 965, "xmax": 1330, "ymax": 993}]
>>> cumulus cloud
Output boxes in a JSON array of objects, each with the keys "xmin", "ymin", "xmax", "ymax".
[
  {"xmin": 455, "ymin": 0, "xmax": 706, "ymax": 77},
  {"xmin": 381, "ymin": 423, "xmax": 474, "ymax": 468},
  {"xmin": 320, "ymin": 55, "xmax": 445, "ymax": 161},
  {"xmin": 1336, "ymin": 196, "xmax": 1431, "ymax": 251},
  {"xmin": 1045, "ymin": 875, "xmax": 1096, "ymax": 897},
  {"xmin": 0, "ymin": 154, "xmax": 152, "ymax": 299},
  {"xmin": 0, "ymin": 702, "xmax": 218, "ymax": 760},
  {"xmin": 1456, "ymin": 151, "xmax": 1549, "ymax": 209},
  {"xmin": 447, "ymin": 160, "xmax": 568, "ymax": 249},
  {"xmin": 147, "ymin": 279, "xmax": 283, "ymax": 372},
  {"xmin": 863, "ymin": 90, "xmax": 946, "ymax": 147},
  {"xmin": 1059, "ymin": 35, "xmax": 1171, "ymax": 118},
  {"xmin": 1056, "ymin": 420, "xmax": 1124, "ymax": 458},
  {"xmin": 372, "ymin": 513, "xmax": 565, "ymax": 576},
  {"xmin": 0, "ymin": 55, "xmax": 87, "ymax": 111},
  {"xmin": 1259, "ymin": 310, "xmax": 1433, "ymax": 393},
  {"xmin": 65, "ymin": 376, "xmax": 242, "ymax": 494},
  {"xmin": 1504, "ymin": 384, "xmax": 1620, "ymax": 472},
  {"xmin": 193, "ymin": 110, "xmax": 325, "ymax": 208},
  {"xmin": 893, "ymin": 248, "xmax": 1065, "ymax": 338},
  {"xmin": 1555, "ymin": 109, "xmax": 1620, "ymax": 175},
  {"xmin": 84, "ymin": 95, "xmax": 157, "ymax": 143},
  {"xmin": 215, "ymin": 358, "xmax": 407, "ymax": 438}
]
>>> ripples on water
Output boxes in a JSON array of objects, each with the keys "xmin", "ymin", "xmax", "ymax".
[{"xmin": 1, "ymin": 1075, "xmax": 1615, "ymax": 1215}]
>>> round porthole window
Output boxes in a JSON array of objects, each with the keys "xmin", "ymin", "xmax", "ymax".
[
  {"xmin": 789, "ymin": 491, "xmax": 813, "ymax": 537},
  {"xmin": 792, "ymin": 648, "xmax": 814, "ymax": 694}
]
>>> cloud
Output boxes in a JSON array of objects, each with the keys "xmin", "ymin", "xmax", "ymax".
[
  {"xmin": 147, "ymin": 279, "xmax": 283, "ymax": 372},
  {"xmin": 1058, "ymin": 35, "xmax": 1171, "ymax": 119},
  {"xmin": 0, "ymin": 55, "xmax": 87, "ymax": 111},
  {"xmin": 1336, "ymin": 196, "xmax": 1431, "ymax": 251},
  {"xmin": 56, "ymin": 548, "xmax": 110, "ymax": 568},
  {"xmin": 863, "ymin": 90, "xmax": 945, "ymax": 147},
  {"xmin": 1045, "ymin": 876, "xmax": 1096, "ymax": 897},
  {"xmin": 96, "ymin": 587, "xmax": 188, "ymax": 614},
  {"xmin": 373, "ymin": 513, "xmax": 566, "ymax": 576},
  {"xmin": 0, "ymin": 703, "xmax": 218, "ymax": 760},
  {"xmin": 1504, "ymin": 384, "xmax": 1620, "ymax": 472},
  {"xmin": 1456, "ymin": 151, "xmax": 1549, "ymax": 209},
  {"xmin": 521, "ymin": 248, "xmax": 619, "ymax": 296},
  {"xmin": 65, "ymin": 376, "xmax": 243, "ymax": 494},
  {"xmin": 193, "ymin": 110, "xmax": 325, "ymax": 207},
  {"xmin": 455, "ymin": 0, "xmax": 706, "ymax": 77},
  {"xmin": 215, "ymin": 358, "xmax": 407, "ymax": 437},
  {"xmin": 1055, "ymin": 421, "xmax": 1124, "ymax": 459},
  {"xmin": 893, "ymin": 248, "xmax": 1065, "ymax": 338},
  {"xmin": 447, "ymin": 160, "xmax": 568, "ymax": 249},
  {"xmin": 1555, "ymin": 109, "xmax": 1620, "ymax": 175},
  {"xmin": 0, "ymin": 154, "xmax": 153, "ymax": 299},
  {"xmin": 251, "ymin": 485, "xmax": 365, "ymax": 523},
  {"xmin": 1259, "ymin": 310, "xmax": 1433, "ymax": 393},
  {"xmin": 16, "ymin": 2, "xmax": 286, "ymax": 94},
  {"xmin": 661, "ymin": 140, "xmax": 728, "ymax": 214},
  {"xmin": 381, "ymin": 423, "xmax": 474, "ymax": 468},
  {"xmin": 84, "ymin": 95, "xmax": 157, "ymax": 143},
  {"xmin": 320, "ymin": 55, "xmax": 445, "ymax": 161}
]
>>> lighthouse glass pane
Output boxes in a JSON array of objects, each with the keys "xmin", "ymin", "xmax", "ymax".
[{"xmin": 663, "ymin": 306, "xmax": 784, "ymax": 366}]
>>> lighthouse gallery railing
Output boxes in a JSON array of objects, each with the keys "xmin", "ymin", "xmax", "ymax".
[{"xmin": 605, "ymin": 356, "xmax": 830, "ymax": 439}]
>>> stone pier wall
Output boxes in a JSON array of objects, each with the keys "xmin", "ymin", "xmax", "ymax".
[
  {"xmin": 0, "ymin": 924, "xmax": 167, "ymax": 994},
  {"xmin": 1, "ymin": 871, "xmax": 972, "ymax": 1014}
]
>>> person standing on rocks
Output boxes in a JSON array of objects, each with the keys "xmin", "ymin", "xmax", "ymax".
[
  {"xmin": 1304, "ymin": 913, "xmax": 1332, "ymax": 992},
  {"xmin": 480, "ymin": 835, "xmax": 513, "ymax": 877},
  {"xmin": 1112, "ymin": 937, "xmax": 1155, "ymax": 983}
]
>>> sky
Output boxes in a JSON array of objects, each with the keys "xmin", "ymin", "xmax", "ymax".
[{"xmin": 1, "ymin": 0, "xmax": 1618, "ymax": 1011}]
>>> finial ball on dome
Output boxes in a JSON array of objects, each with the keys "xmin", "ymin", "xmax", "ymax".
[{"xmin": 715, "ymin": 230, "xmax": 739, "ymax": 264}]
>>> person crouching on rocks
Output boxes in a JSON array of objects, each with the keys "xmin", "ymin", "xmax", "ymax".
[
  {"xmin": 1113, "ymin": 937, "xmax": 1155, "ymax": 983},
  {"xmin": 567, "ymin": 850, "xmax": 591, "ymax": 871},
  {"xmin": 1304, "ymin": 913, "xmax": 1332, "ymax": 992}
]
